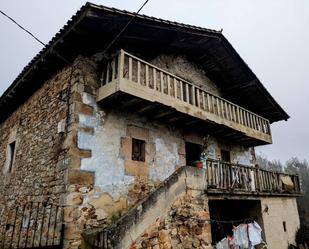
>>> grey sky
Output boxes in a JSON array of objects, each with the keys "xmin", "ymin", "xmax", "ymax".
[{"xmin": 0, "ymin": 0, "xmax": 308, "ymax": 163}]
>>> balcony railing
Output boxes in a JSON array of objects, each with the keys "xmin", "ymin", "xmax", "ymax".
[
  {"xmin": 98, "ymin": 50, "xmax": 272, "ymax": 144},
  {"xmin": 205, "ymin": 159, "xmax": 301, "ymax": 194}
]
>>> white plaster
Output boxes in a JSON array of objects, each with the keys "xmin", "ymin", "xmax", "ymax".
[
  {"xmin": 232, "ymin": 146, "xmax": 252, "ymax": 165},
  {"xmin": 82, "ymin": 92, "xmax": 96, "ymax": 107},
  {"xmin": 77, "ymin": 93, "xmax": 254, "ymax": 199},
  {"xmin": 149, "ymin": 138, "xmax": 178, "ymax": 181}
]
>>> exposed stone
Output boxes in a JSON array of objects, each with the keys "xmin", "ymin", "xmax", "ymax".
[{"xmin": 66, "ymin": 192, "xmax": 83, "ymax": 205}]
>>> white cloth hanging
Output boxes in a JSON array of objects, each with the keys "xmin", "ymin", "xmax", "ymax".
[{"xmin": 248, "ymin": 221, "xmax": 262, "ymax": 246}]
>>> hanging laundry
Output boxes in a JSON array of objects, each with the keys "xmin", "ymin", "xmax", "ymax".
[
  {"xmin": 216, "ymin": 237, "xmax": 229, "ymax": 249},
  {"xmin": 248, "ymin": 221, "xmax": 262, "ymax": 246},
  {"xmin": 233, "ymin": 224, "xmax": 249, "ymax": 248}
]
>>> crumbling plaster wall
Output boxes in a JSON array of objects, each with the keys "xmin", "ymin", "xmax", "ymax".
[
  {"xmin": 76, "ymin": 97, "xmax": 254, "ymax": 203},
  {"xmin": 150, "ymin": 54, "xmax": 222, "ymax": 96}
]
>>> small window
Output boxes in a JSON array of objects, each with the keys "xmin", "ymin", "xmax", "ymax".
[
  {"xmin": 283, "ymin": 221, "xmax": 287, "ymax": 232},
  {"xmin": 132, "ymin": 139, "xmax": 145, "ymax": 162},
  {"xmin": 8, "ymin": 141, "xmax": 16, "ymax": 172},
  {"xmin": 185, "ymin": 142, "xmax": 202, "ymax": 166},
  {"xmin": 221, "ymin": 149, "xmax": 231, "ymax": 163}
]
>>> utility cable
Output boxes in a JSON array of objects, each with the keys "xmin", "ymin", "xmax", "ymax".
[
  {"xmin": 0, "ymin": 9, "xmax": 46, "ymax": 46},
  {"xmin": 101, "ymin": 0, "xmax": 150, "ymax": 56}
]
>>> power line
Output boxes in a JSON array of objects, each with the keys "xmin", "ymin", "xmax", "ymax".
[
  {"xmin": 0, "ymin": 9, "xmax": 46, "ymax": 47},
  {"xmin": 0, "ymin": 9, "xmax": 70, "ymax": 64},
  {"xmin": 101, "ymin": 0, "xmax": 150, "ymax": 56}
]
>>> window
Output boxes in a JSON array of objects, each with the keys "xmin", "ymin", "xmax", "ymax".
[
  {"xmin": 221, "ymin": 149, "xmax": 231, "ymax": 163},
  {"xmin": 283, "ymin": 221, "xmax": 287, "ymax": 232},
  {"xmin": 132, "ymin": 138, "xmax": 145, "ymax": 162},
  {"xmin": 8, "ymin": 141, "xmax": 16, "ymax": 172},
  {"xmin": 185, "ymin": 142, "xmax": 202, "ymax": 166}
]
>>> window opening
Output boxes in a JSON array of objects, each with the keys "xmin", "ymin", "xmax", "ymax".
[
  {"xmin": 132, "ymin": 138, "xmax": 145, "ymax": 162},
  {"xmin": 221, "ymin": 149, "xmax": 231, "ymax": 163},
  {"xmin": 185, "ymin": 142, "xmax": 202, "ymax": 166},
  {"xmin": 8, "ymin": 141, "xmax": 16, "ymax": 172}
]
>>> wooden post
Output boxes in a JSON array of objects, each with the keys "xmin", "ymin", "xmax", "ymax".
[
  {"xmin": 137, "ymin": 61, "xmax": 141, "ymax": 84},
  {"xmin": 145, "ymin": 64, "xmax": 149, "ymax": 88},
  {"xmin": 128, "ymin": 57, "xmax": 132, "ymax": 81}
]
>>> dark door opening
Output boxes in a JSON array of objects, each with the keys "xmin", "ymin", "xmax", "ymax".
[
  {"xmin": 221, "ymin": 149, "xmax": 231, "ymax": 163},
  {"xmin": 185, "ymin": 142, "xmax": 202, "ymax": 166},
  {"xmin": 209, "ymin": 199, "xmax": 264, "ymax": 244}
]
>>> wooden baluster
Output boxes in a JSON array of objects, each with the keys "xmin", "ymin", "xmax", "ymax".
[
  {"xmin": 128, "ymin": 57, "xmax": 132, "ymax": 81},
  {"xmin": 167, "ymin": 75, "xmax": 171, "ymax": 96},
  {"xmin": 173, "ymin": 78, "xmax": 177, "ymax": 98},
  {"xmin": 137, "ymin": 61, "xmax": 141, "ymax": 84},
  {"xmin": 196, "ymin": 89, "xmax": 200, "ymax": 108},
  {"xmin": 180, "ymin": 81, "xmax": 184, "ymax": 101},
  {"xmin": 111, "ymin": 58, "xmax": 116, "ymax": 80},
  {"xmin": 216, "ymin": 98, "xmax": 221, "ymax": 117},
  {"xmin": 220, "ymin": 100, "xmax": 225, "ymax": 119},
  {"xmin": 202, "ymin": 92, "xmax": 206, "ymax": 110},
  {"xmin": 225, "ymin": 163, "xmax": 229, "ymax": 189},
  {"xmin": 212, "ymin": 96, "xmax": 217, "ymax": 114},
  {"xmin": 232, "ymin": 106, "xmax": 237, "ymax": 122},
  {"xmin": 236, "ymin": 106, "xmax": 240, "ymax": 124},
  {"xmin": 145, "ymin": 65, "xmax": 149, "ymax": 88},
  {"xmin": 209, "ymin": 161, "xmax": 213, "ymax": 186},
  {"xmin": 245, "ymin": 112, "xmax": 250, "ymax": 127},
  {"xmin": 105, "ymin": 62, "xmax": 110, "ymax": 84},
  {"xmin": 250, "ymin": 113, "xmax": 254, "ymax": 129},
  {"xmin": 153, "ymin": 68, "xmax": 157, "ymax": 91},
  {"xmin": 118, "ymin": 50, "xmax": 125, "ymax": 81},
  {"xmin": 206, "ymin": 93, "xmax": 211, "ymax": 112},
  {"xmin": 239, "ymin": 109, "xmax": 243, "ymax": 125},
  {"xmin": 160, "ymin": 72, "xmax": 164, "ymax": 92},
  {"xmin": 185, "ymin": 84, "xmax": 189, "ymax": 103},
  {"xmin": 218, "ymin": 162, "xmax": 222, "ymax": 188},
  {"xmin": 229, "ymin": 163, "xmax": 233, "ymax": 189},
  {"xmin": 227, "ymin": 103, "xmax": 233, "ymax": 121},
  {"xmin": 206, "ymin": 161, "xmax": 210, "ymax": 187},
  {"xmin": 192, "ymin": 86, "xmax": 196, "ymax": 106},
  {"xmin": 253, "ymin": 116, "xmax": 258, "ymax": 130},
  {"xmin": 259, "ymin": 170, "xmax": 263, "ymax": 191}
]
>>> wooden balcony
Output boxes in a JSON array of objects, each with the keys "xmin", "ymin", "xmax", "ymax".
[
  {"xmin": 97, "ymin": 50, "xmax": 272, "ymax": 146},
  {"xmin": 205, "ymin": 159, "xmax": 302, "ymax": 196}
]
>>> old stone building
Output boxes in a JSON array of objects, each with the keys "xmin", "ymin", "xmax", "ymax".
[{"xmin": 0, "ymin": 3, "xmax": 302, "ymax": 249}]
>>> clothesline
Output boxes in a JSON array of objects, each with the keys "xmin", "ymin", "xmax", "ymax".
[{"xmin": 175, "ymin": 214, "xmax": 258, "ymax": 224}]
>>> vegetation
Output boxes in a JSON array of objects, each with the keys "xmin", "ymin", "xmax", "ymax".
[{"xmin": 256, "ymin": 154, "xmax": 309, "ymax": 226}]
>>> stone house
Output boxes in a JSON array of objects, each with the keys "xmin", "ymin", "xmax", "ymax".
[{"xmin": 0, "ymin": 3, "xmax": 301, "ymax": 249}]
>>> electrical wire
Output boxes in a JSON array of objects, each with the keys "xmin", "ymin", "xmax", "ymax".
[
  {"xmin": 0, "ymin": 9, "xmax": 46, "ymax": 47},
  {"xmin": 101, "ymin": 0, "xmax": 150, "ymax": 56}
]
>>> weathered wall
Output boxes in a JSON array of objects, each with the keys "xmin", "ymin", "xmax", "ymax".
[
  {"xmin": 151, "ymin": 54, "xmax": 221, "ymax": 96},
  {"xmin": 62, "ymin": 55, "xmax": 255, "ymax": 248},
  {"xmin": 82, "ymin": 167, "xmax": 211, "ymax": 249},
  {"xmin": 0, "ymin": 65, "xmax": 71, "ymax": 205},
  {"xmin": 261, "ymin": 197, "xmax": 300, "ymax": 249},
  {"xmin": 0, "ymin": 54, "xmax": 257, "ymax": 248}
]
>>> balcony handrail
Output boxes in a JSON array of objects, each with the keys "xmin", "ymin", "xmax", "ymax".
[
  {"xmin": 205, "ymin": 158, "xmax": 298, "ymax": 176},
  {"xmin": 204, "ymin": 159, "xmax": 301, "ymax": 194},
  {"xmin": 121, "ymin": 50, "xmax": 270, "ymax": 124},
  {"xmin": 101, "ymin": 49, "xmax": 272, "ymax": 137}
]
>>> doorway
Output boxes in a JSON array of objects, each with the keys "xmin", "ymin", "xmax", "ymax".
[
  {"xmin": 185, "ymin": 142, "xmax": 202, "ymax": 166},
  {"xmin": 208, "ymin": 199, "xmax": 264, "ymax": 244}
]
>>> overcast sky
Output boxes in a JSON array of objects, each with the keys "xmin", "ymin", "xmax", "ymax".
[{"xmin": 0, "ymin": 0, "xmax": 308, "ymax": 163}]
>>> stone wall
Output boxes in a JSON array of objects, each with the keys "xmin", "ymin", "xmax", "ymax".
[
  {"xmin": 150, "ymin": 54, "xmax": 221, "ymax": 96},
  {"xmin": 0, "ymin": 64, "xmax": 72, "ymax": 205},
  {"xmin": 0, "ymin": 54, "xmax": 257, "ymax": 248},
  {"xmin": 132, "ymin": 191, "xmax": 212, "ymax": 249},
  {"xmin": 64, "ymin": 55, "xmax": 255, "ymax": 247}
]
